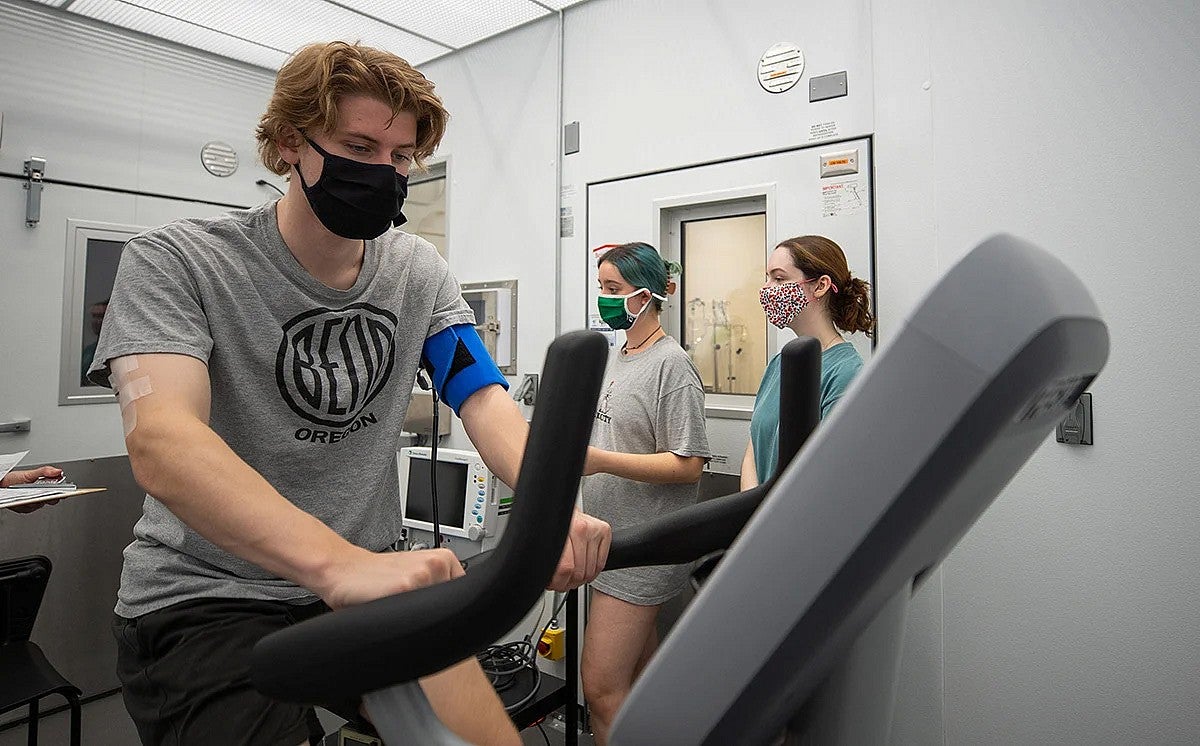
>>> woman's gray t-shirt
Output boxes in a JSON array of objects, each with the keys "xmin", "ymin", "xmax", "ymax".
[{"xmin": 582, "ymin": 336, "xmax": 710, "ymax": 605}]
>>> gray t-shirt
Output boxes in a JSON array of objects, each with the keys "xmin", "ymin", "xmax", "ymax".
[
  {"xmin": 582, "ymin": 336, "xmax": 710, "ymax": 605},
  {"xmin": 89, "ymin": 202, "xmax": 475, "ymax": 618}
]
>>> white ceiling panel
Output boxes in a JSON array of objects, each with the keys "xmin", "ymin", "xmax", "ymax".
[
  {"xmin": 335, "ymin": 0, "xmax": 548, "ymax": 50},
  {"xmin": 49, "ymin": 0, "xmax": 596, "ymax": 70},
  {"xmin": 74, "ymin": 0, "xmax": 451, "ymax": 63},
  {"xmin": 534, "ymin": 0, "xmax": 592, "ymax": 10},
  {"xmin": 69, "ymin": 0, "xmax": 290, "ymax": 69}
]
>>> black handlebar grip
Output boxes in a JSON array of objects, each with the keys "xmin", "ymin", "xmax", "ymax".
[
  {"xmin": 603, "ymin": 482, "xmax": 772, "ymax": 570},
  {"xmin": 250, "ymin": 331, "xmax": 609, "ymax": 704},
  {"xmin": 777, "ymin": 336, "xmax": 822, "ymax": 476},
  {"xmin": 603, "ymin": 336, "xmax": 822, "ymax": 571}
]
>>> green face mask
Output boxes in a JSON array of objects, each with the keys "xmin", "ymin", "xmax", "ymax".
[
  {"xmin": 597, "ymin": 289, "xmax": 665, "ymax": 330},
  {"xmin": 604, "ymin": 286, "xmax": 672, "ymax": 331},
  {"xmin": 597, "ymin": 291, "xmax": 641, "ymax": 330}
]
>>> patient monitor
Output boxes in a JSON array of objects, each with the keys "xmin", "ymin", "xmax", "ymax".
[{"xmin": 397, "ymin": 446, "xmax": 512, "ymax": 558}]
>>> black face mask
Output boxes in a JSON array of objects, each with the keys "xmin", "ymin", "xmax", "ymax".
[{"xmin": 296, "ymin": 136, "xmax": 408, "ymax": 240}]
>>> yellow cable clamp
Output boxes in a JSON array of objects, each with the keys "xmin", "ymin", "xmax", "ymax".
[{"xmin": 538, "ymin": 625, "xmax": 565, "ymax": 661}]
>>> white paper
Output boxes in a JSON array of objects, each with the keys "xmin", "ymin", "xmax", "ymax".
[
  {"xmin": 0, "ymin": 450, "xmax": 31, "ymax": 482},
  {"xmin": 0, "ymin": 487, "xmax": 70, "ymax": 506},
  {"xmin": 820, "ymin": 177, "xmax": 866, "ymax": 218}
]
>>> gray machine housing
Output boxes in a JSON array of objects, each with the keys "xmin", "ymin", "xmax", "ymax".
[{"xmin": 610, "ymin": 235, "xmax": 1108, "ymax": 745}]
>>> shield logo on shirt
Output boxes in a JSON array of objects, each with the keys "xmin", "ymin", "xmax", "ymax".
[{"xmin": 275, "ymin": 303, "xmax": 398, "ymax": 428}]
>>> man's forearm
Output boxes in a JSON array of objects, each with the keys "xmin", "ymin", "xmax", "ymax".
[{"xmin": 127, "ymin": 414, "xmax": 357, "ymax": 596}]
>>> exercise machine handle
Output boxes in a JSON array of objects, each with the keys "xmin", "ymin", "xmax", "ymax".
[{"xmin": 250, "ymin": 331, "xmax": 608, "ymax": 704}]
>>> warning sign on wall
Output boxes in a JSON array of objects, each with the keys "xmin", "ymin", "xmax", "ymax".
[
  {"xmin": 560, "ymin": 184, "xmax": 577, "ymax": 238},
  {"xmin": 809, "ymin": 120, "xmax": 839, "ymax": 141},
  {"xmin": 820, "ymin": 177, "xmax": 866, "ymax": 218}
]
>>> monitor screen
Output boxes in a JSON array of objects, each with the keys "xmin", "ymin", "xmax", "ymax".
[{"xmin": 404, "ymin": 456, "xmax": 469, "ymax": 530}]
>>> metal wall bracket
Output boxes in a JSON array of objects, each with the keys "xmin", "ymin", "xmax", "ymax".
[
  {"xmin": 0, "ymin": 418, "xmax": 32, "ymax": 434},
  {"xmin": 460, "ymin": 279, "xmax": 519, "ymax": 375},
  {"xmin": 23, "ymin": 157, "xmax": 46, "ymax": 227}
]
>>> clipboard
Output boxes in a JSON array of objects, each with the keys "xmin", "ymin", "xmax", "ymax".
[{"xmin": 0, "ymin": 488, "xmax": 107, "ymax": 511}]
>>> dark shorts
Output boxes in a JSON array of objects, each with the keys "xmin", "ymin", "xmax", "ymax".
[{"xmin": 113, "ymin": 597, "xmax": 332, "ymax": 746}]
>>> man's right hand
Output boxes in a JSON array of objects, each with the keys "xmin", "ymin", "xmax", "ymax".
[{"xmin": 315, "ymin": 545, "xmax": 464, "ymax": 610}]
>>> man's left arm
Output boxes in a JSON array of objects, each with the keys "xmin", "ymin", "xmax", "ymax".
[{"xmin": 459, "ymin": 384, "xmax": 611, "ymax": 591}]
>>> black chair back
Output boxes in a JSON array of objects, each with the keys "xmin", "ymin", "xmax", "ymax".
[{"xmin": 0, "ymin": 556, "xmax": 52, "ymax": 645}]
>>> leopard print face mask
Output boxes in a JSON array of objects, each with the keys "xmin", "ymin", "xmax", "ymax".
[{"xmin": 759, "ymin": 281, "xmax": 810, "ymax": 328}]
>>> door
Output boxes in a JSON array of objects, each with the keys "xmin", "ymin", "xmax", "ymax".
[{"xmin": 585, "ymin": 138, "xmax": 875, "ymax": 471}]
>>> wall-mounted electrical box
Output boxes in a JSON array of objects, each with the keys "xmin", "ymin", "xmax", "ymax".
[
  {"xmin": 461, "ymin": 280, "xmax": 517, "ymax": 374},
  {"xmin": 809, "ymin": 70, "xmax": 848, "ymax": 102},
  {"xmin": 564, "ymin": 121, "xmax": 580, "ymax": 155}
]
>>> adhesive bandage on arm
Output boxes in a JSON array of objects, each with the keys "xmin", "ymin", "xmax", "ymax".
[{"xmin": 109, "ymin": 356, "xmax": 153, "ymax": 437}]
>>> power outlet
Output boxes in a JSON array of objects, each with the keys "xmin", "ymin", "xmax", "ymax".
[
  {"xmin": 517, "ymin": 373, "xmax": 539, "ymax": 406},
  {"xmin": 1056, "ymin": 392, "xmax": 1093, "ymax": 445}
]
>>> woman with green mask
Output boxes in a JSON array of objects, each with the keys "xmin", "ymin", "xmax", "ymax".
[{"xmin": 580, "ymin": 241, "xmax": 711, "ymax": 745}]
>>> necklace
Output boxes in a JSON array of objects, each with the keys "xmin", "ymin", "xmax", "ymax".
[{"xmin": 624, "ymin": 325, "xmax": 663, "ymax": 353}]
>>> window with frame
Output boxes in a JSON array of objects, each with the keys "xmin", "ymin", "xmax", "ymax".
[
  {"xmin": 59, "ymin": 221, "xmax": 143, "ymax": 405},
  {"xmin": 678, "ymin": 212, "xmax": 768, "ymax": 396},
  {"xmin": 406, "ymin": 161, "xmax": 447, "ymax": 259}
]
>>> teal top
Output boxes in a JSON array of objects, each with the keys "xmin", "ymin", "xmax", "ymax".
[{"xmin": 750, "ymin": 342, "xmax": 864, "ymax": 484}]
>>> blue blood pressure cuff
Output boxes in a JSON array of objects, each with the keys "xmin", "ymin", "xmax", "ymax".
[{"xmin": 421, "ymin": 323, "xmax": 508, "ymax": 414}]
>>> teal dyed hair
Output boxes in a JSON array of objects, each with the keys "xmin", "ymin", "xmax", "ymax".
[{"xmin": 599, "ymin": 242, "xmax": 672, "ymax": 310}]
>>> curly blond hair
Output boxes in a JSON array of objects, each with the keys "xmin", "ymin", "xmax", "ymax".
[{"xmin": 256, "ymin": 41, "xmax": 448, "ymax": 176}]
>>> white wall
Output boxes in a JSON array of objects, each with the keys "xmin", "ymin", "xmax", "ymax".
[
  {"xmin": 558, "ymin": 0, "xmax": 875, "ymax": 333},
  {"xmin": 432, "ymin": 0, "xmax": 1200, "ymax": 742},
  {"xmin": 418, "ymin": 15, "xmax": 562, "ymax": 451},
  {"xmin": 0, "ymin": 1, "xmax": 274, "ymax": 206},
  {"xmin": 558, "ymin": 0, "xmax": 874, "ymax": 185},
  {"xmin": 874, "ymin": 1, "xmax": 1200, "ymax": 743},
  {"xmin": 0, "ymin": 0, "xmax": 277, "ymax": 463},
  {"xmin": 557, "ymin": 0, "xmax": 875, "ymax": 469}
]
